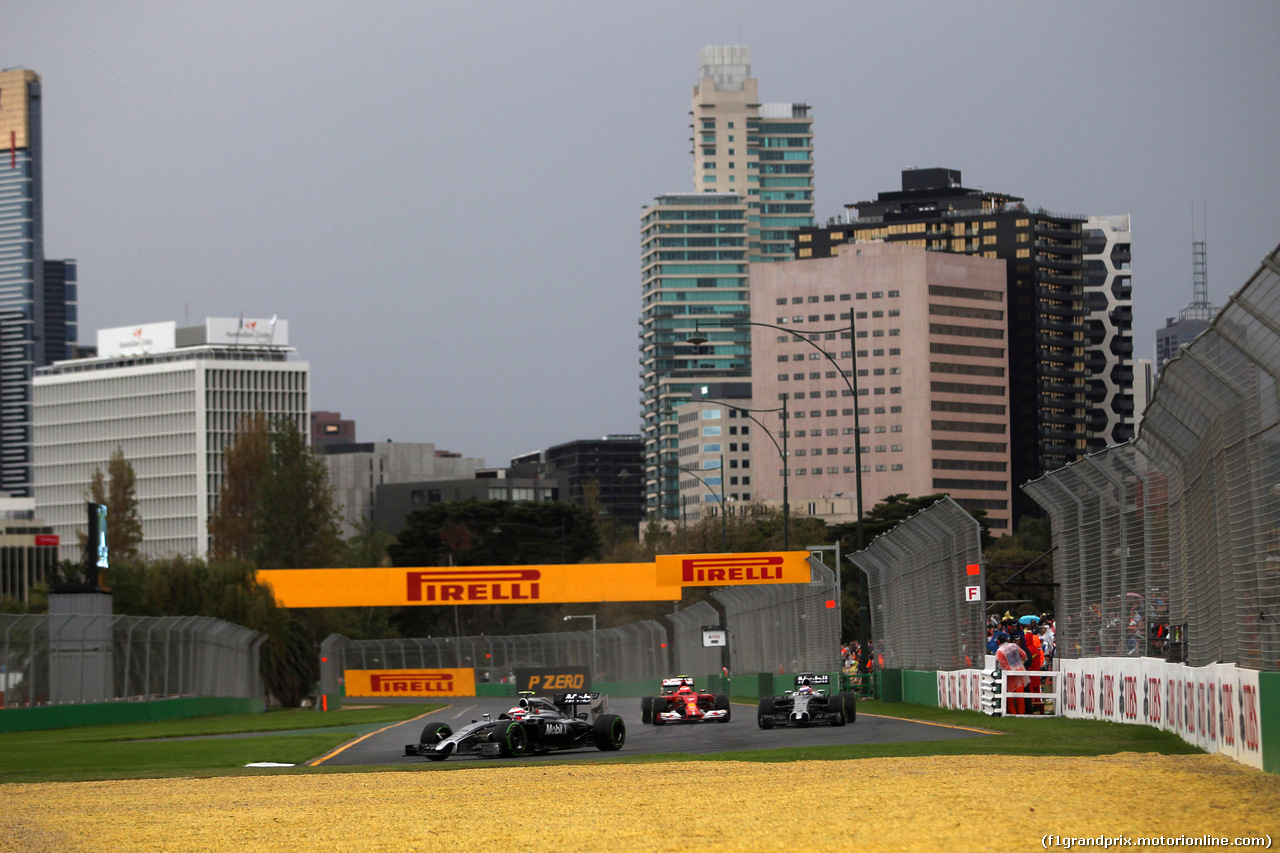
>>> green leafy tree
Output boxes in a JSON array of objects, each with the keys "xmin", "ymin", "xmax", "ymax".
[
  {"xmin": 252, "ymin": 418, "xmax": 343, "ymax": 571},
  {"xmin": 87, "ymin": 446, "xmax": 144, "ymax": 569},
  {"xmin": 208, "ymin": 414, "xmax": 270, "ymax": 560}
]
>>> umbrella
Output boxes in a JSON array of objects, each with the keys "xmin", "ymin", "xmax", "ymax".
[{"xmin": 1018, "ymin": 615, "xmax": 1040, "ymax": 626}]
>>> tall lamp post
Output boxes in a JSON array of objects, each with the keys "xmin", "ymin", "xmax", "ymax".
[
  {"xmin": 563, "ymin": 614, "xmax": 597, "ymax": 680},
  {"xmin": 686, "ymin": 395, "xmax": 791, "ymax": 550},
  {"xmin": 687, "ymin": 315, "xmax": 865, "ymax": 634},
  {"xmin": 670, "ymin": 453, "xmax": 727, "ymax": 551}
]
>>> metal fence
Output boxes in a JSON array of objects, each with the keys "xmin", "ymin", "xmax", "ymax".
[
  {"xmin": 1025, "ymin": 242, "xmax": 1280, "ymax": 671},
  {"xmin": 848, "ymin": 496, "xmax": 986, "ymax": 671},
  {"xmin": 712, "ymin": 556, "xmax": 840, "ymax": 675},
  {"xmin": 667, "ymin": 600, "xmax": 723, "ymax": 677},
  {"xmin": 323, "ymin": 620, "xmax": 670, "ymax": 689},
  {"xmin": 0, "ymin": 613, "xmax": 266, "ymax": 707}
]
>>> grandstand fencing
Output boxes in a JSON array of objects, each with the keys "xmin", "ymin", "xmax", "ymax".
[
  {"xmin": 712, "ymin": 556, "xmax": 840, "ymax": 675},
  {"xmin": 1024, "ymin": 242, "xmax": 1280, "ymax": 672},
  {"xmin": 848, "ymin": 496, "xmax": 986, "ymax": 671},
  {"xmin": 0, "ymin": 613, "xmax": 266, "ymax": 707}
]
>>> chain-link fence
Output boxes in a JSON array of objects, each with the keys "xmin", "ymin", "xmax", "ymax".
[
  {"xmin": 1025, "ymin": 242, "xmax": 1280, "ymax": 672},
  {"xmin": 667, "ymin": 600, "xmax": 723, "ymax": 677},
  {"xmin": 322, "ymin": 621, "xmax": 670, "ymax": 689},
  {"xmin": 847, "ymin": 496, "xmax": 986, "ymax": 671},
  {"xmin": 0, "ymin": 613, "xmax": 266, "ymax": 707},
  {"xmin": 712, "ymin": 556, "xmax": 840, "ymax": 675}
]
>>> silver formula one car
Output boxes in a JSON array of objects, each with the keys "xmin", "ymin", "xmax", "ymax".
[
  {"xmin": 405, "ymin": 691, "xmax": 626, "ymax": 761},
  {"xmin": 756, "ymin": 674, "xmax": 856, "ymax": 729}
]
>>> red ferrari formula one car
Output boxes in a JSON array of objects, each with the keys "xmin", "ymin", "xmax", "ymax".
[{"xmin": 641, "ymin": 675, "xmax": 731, "ymax": 725}]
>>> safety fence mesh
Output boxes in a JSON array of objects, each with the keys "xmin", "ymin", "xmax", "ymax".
[
  {"xmin": 848, "ymin": 496, "xmax": 986, "ymax": 671},
  {"xmin": 0, "ymin": 613, "xmax": 265, "ymax": 707},
  {"xmin": 325, "ymin": 620, "xmax": 670, "ymax": 687},
  {"xmin": 667, "ymin": 601, "xmax": 723, "ymax": 677},
  {"xmin": 1025, "ymin": 243, "xmax": 1280, "ymax": 671},
  {"xmin": 712, "ymin": 556, "xmax": 840, "ymax": 675}
]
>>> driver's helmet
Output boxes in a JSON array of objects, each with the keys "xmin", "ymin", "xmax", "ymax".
[
  {"xmin": 798, "ymin": 684, "xmax": 813, "ymax": 694},
  {"xmin": 677, "ymin": 679, "xmax": 694, "ymax": 694}
]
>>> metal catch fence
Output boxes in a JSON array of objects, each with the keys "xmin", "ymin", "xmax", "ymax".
[
  {"xmin": 667, "ymin": 600, "xmax": 723, "ymax": 677},
  {"xmin": 848, "ymin": 496, "xmax": 986, "ymax": 671},
  {"xmin": 712, "ymin": 556, "xmax": 840, "ymax": 675},
  {"xmin": 323, "ymin": 620, "xmax": 670, "ymax": 688},
  {"xmin": 0, "ymin": 613, "xmax": 266, "ymax": 707},
  {"xmin": 1025, "ymin": 242, "xmax": 1280, "ymax": 671}
]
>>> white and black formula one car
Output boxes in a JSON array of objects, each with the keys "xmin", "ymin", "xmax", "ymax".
[
  {"xmin": 405, "ymin": 691, "xmax": 626, "ymax": 761},
  {"xmin": 756, "ymin": 673, "xmax": 856, "ymax": 729},
  {"xmin": 641, "ymin": 675, "xmax": 731, "ymax": 725}
]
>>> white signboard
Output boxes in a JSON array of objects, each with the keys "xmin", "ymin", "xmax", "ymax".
[
  {"xmin": 206, "ymin": 317, "xmax": 287, "ymax": 346},
  {"xmin": 965, "ymin": 585, "xmax": 981, "ymax": 602},
  {"xmin": 97, "ymin": 322, "xmax": 177, "ymax": 357},
  {"xmin": 702, "ymin": 628, "xmax": 727, "ymax": 647}
]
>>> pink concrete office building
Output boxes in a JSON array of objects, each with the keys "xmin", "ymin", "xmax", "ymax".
[{"xmin": 749, "ymin": 241, "xmax": 1013, "ymax": 531}]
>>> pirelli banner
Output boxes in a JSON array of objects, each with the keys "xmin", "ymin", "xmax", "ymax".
[
  {"xmin": 345, "ymin": 668, "xmax": 475, "ymax": 698},
  {"xmin": 257, "ymin": 552, "xmax": 812, "ymax": 608}
]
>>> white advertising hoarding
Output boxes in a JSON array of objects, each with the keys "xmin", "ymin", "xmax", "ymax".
[
  {"xmin": 97, "ymin": 322, "xmax": 177, "ymax": 357},
  {"xmin": 206, "ymin": 317, "xmax": 287, "ymax": 346}
]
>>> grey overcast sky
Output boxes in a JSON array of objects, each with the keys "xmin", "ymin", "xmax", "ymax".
[{"xmin": 4, "ymin": 1, "xmax": 1278, "ymax": 466}]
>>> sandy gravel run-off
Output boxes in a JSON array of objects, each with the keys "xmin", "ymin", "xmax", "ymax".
[{"xmin": 2, "ymin": 753, "xmax": 1277, "ymax": 852}]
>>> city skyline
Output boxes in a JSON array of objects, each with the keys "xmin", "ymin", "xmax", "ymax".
[{"xmin": 3, "ymin": 2, "xmax": 1277, "ymax": 468}]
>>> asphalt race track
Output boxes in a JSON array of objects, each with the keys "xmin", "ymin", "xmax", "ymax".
[{"xmin": 312, "ymin": 696, "xmax": 996, "ymax": 767}]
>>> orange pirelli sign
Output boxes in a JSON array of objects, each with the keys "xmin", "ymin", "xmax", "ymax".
[
  {"xmin": 656, "ymin": 552, "xmax": 812, "ymax": 587},
  {"xmin": 345, "ymin": 668, "xmax": 476, "ymax": 698},
  {"xmin": 257, "ymin": 552, "xmax": 812, "ymax": 608},
  {"xmin": 258, "ymin": 563, "xmax": 684, "ymax": 608}
]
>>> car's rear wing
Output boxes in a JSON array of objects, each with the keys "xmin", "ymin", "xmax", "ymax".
[
  {"xmin": 554, "ymin": 692, "xmax": 608, "ymax": 715},
  {"xmin": 793, "ymin": 673, "xmax": 830, "ymax": 686}
]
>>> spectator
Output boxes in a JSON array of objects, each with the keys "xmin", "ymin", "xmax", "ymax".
[{"xmin": 995, "ymin": 631, "xmax": 1028, "ymax": 715}]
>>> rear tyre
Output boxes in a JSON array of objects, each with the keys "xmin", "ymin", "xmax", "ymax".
[
  {"xmin": 757, "ymin": 696, "xmax": 775, "ymax": 729},
  {"xmin": 488, "ymin": 719, "xmax": 528, "ymax": 757},
  {"xmin": 592, "ymin": 713, "xmax": 626, "ymax": 750},
  {"xmin": 640, "ymin": 696, "xmax": 654, "ymax": 724},
  {"xmin": 419, "ymin": 722, "xmax": 452, "ymax": 745},
  {"xmin": 714, "ymin": 693, "xmax": 732, "ymax": 722}
]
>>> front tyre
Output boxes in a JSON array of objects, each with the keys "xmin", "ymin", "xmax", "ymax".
[
  {"xmin": 641, "ymin": 696, "xmax": 654, "ymax": 724},
  {"xmin": 419, "ymin": 722, "xmax": 453, "ymax": 745},
  {"xmin": 714, "ymin": 693, "xmax": 732, "ymax": 722},
  {"xmin": 757, "ymin": 695, "xmax": 775, "ymax": 729},
  {"xmin": 592, "ymin": 713, "xmax": 626, "ymax": 751},
  {"xmin": 488, "ymin": 720, "xmax": 528, "ymax": 757}
]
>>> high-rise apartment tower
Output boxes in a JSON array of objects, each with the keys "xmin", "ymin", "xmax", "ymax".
[
  {"xmin": 0, "ymin": 68, "xmax": 80, "ymax": 496},
  {"xmin": 640, "ymin": 47, "xmax": 815, "ymax": 519}
]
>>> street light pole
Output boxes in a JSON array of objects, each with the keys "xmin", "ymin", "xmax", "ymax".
[
  {"xmin": 685, "ymin": 396, "xmax": 790, "ymax": 550},
  {"xmin": 688, "ymin": 315, "xmax": 864, "ymax": 621},
  {"xmin": 671, "ymin": 453, "xmax": 727, "ymax": 551},
  {"xmin": 563, "ymin": 614, "xmax": 597, "ymax": 679}
]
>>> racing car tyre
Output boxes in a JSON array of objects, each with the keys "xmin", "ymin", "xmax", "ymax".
[
  {"xmin": 839, "ymin": 692, "xmax": 857, "ymax": 723},
  {"xmin": 641, "ymin": 696, "xmax": 653, "ymax": 724},
  {"xmin": 488, "ymin": 719, "xmax": 528, "ymax": 757},
  {"xmin": 829, "ymin": 694, "xmax": 847, "ymax": 727},
  {"xmin": 592, "ymin": 713, "xmax": 626, "ymax": 751},
  {"xmin": 419, "ymin": 722, "xmax": 453, "ymax": 745},
  {"xmin": 714, "ymin": 693, "xmax": 731, "ymax": 722},
  {"xmin": 757, "ymin": 696, "xmax": 775, "ymax": 729}
]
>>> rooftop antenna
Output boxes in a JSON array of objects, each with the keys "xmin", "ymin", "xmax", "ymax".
[{"xmin": 1182, "ymin": 202, "xmax": 1216, "ymax": 322}]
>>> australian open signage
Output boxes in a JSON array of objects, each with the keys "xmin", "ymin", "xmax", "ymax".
[{"xmin": 345, "ymin": 668, "xmax": 476, "ymax": 698}]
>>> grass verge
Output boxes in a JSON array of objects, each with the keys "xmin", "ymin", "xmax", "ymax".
[{"xmin": 0, "ymin": 699, "xmax": 1202, "ymax": 784}]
